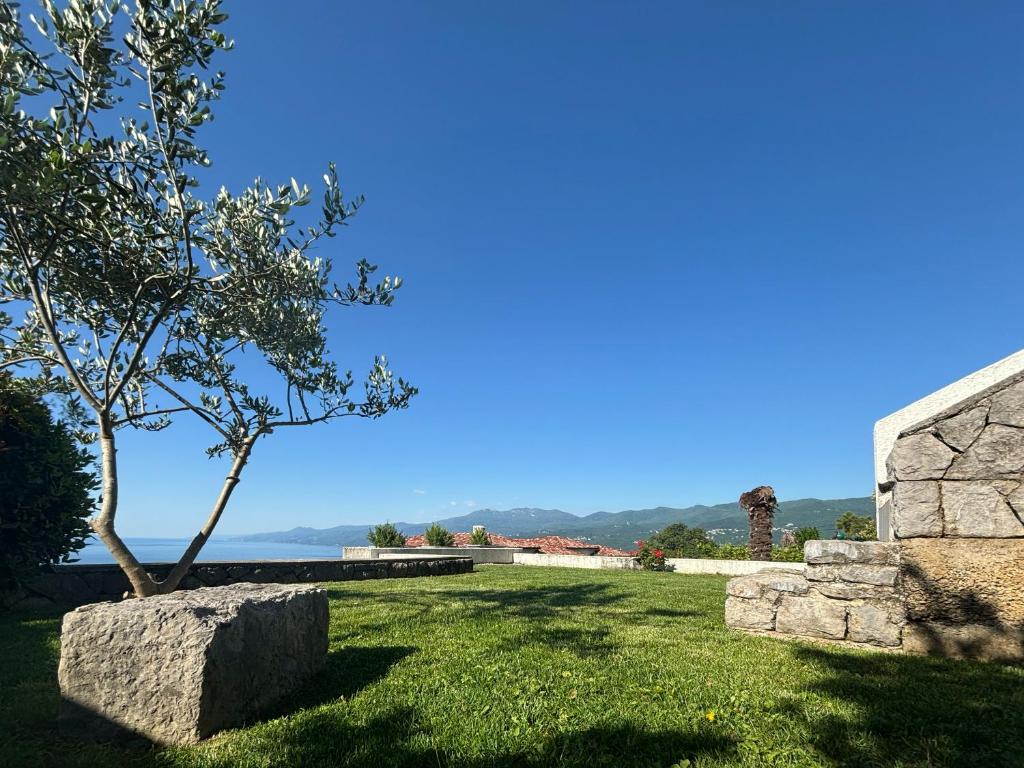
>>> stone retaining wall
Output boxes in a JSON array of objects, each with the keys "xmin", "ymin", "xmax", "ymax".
[
  {"xmin": 884, "ymin": 372, "xmax": 1024, "ymax": 660},
  {"xmin": 14, "ymin": 556, "xmax": 473, "ymax": 607},
  {"xmin": 345, "ymin": 546, "xmax": 526, "ymax": 564},
  {"xmin": 725, "ymin": 541, "xmax": 905, "ymax": 649}
]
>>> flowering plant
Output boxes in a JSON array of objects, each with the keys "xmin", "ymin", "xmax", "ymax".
[{"xmin": 635, "ymin": 540, "xmax": 672, "ymax": 571}]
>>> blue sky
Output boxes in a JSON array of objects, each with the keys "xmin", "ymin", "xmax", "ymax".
[{"xmin": 111, "ymin": 1, "xmax": 1024, "ymax": 536}]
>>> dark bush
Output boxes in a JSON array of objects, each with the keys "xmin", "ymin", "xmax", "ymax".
[
  {"xmin": 0, "ymin": 379, "xmax": 96, "ymax": 592},
  {"xmin": 368, "ymin": 522, "xmax": 406, "ymax": 547},
  {"xmin": 424, "ymin": 523, "xmax": 455, "ymax": 547},
  {"xmin": 794, "ymin": 526, "xmax": 821, "ymax": 548},
  {"xmin": 647, "ymin": 522, "xmax": 718, "ymax": 558}
]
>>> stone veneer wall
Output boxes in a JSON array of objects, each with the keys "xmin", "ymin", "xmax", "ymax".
[
  {"xmin": 886, "ymin": 376, "xmax": 1024, "ymax": 660},
  {"xmin": 725, "ymin": 541, "xmax": 905, "ymax": 648},
  {"xmin": 12, "ymin": 557, "xmax": 473, "ymax": 608}
]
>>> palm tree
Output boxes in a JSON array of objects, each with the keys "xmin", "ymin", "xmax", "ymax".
[{"xmin": 739, "ymin": 486, "xmax": 777, "ymax": 561}]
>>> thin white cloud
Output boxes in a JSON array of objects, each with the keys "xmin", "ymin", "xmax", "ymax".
[
  {"xmin": 413, "ymin": 489, "xmax": 427, "ymax": 495},
  {"xmin": 463, "ymin": 500, "xmax": 477, "ymax": 507}
]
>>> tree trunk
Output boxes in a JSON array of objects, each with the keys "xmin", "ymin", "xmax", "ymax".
[
  {"xmin": 159, "ymin": 436, "xmax": 256, "ymax": 593},
  {"xmin": 91, "ymin": 419, "xmax": 161, "ymax": 597},
  {"xmin": 747, "ymin": 506, "xmax": 774, "ymax": 561},
  {"xmin": 91, "ymin": 422, "xmax": 257, "ymax": 597},
  {"xmin": 739, "ymin": 485, "xmax": 777, "ymax": 562}
]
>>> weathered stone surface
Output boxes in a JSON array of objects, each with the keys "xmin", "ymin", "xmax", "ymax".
[
  {"xmin": 900, "ymin": 538, "xmax": 1024, "ymax": 626},
  {"xmin": 934, "ymin": 405, "xmax": 989, "ymax": 451},
  {"xmin": 891, "ymin": 481, "xmax": 942, "ymax": 538},
  {"xmin": 806, "ymin": 563, "xmax": 899, "ymax": 586},
  {"xmin": 775, "ymin": 596, "xmax": 847, "ymax": 640},
  {"xmin": 725, "ymin": 570, "xmax": 808, "ymax": 600},
  {"xmin": 903, "ymin": 621, "xmax": 1024, "ymax": 662},
  {"xmin": 803, "ymin": 540, "xmax": 899, "ymax": 565},
  {"xmin": 725, "ymin": 596, "xmax": 776, "ymax": 630},
  {"xmin": 887, "ymin": 433, "xmax": 956, "ymax": 480},
  {"xmin": 942, "ymin": 481, "xmax": 1024, "ymax": 538},
  {"xmin": 59, "ymin": 584, "xmax": 329, "ymax": 744},
  {"xmin": 810, "ymin": 581, "xmax": 900, "ymax": 602},
  {"xmin": 987, "ymin": 379, "xmax": 1024, "ymax": 428},
  {"xmin": 847, "ymin": 603, "xmax": 903, "ymax": 647},
  {"xmin": 945, "ymin": 424, "xmax": 1024, "ymax": 478}
]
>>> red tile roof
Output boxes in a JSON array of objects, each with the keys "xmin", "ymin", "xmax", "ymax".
[{"xmin": 403, "ymin": 532, "xmax": 631, "ymax": 557}]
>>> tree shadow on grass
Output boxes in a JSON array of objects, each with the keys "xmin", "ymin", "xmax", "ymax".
[
  {"xmin": 206, "ymin": 705, "xmax": 737, "ymax": 768},
  {"xmin": 500, "ymin": 624, "xmax": 617, "ymax": 657},
  {"xmin": 325, "ymin": 582, "xmax": 632, "ymax": 621},
  {"xmin": 243, "ymin": 645, "xmax": 418, "ymax": 725},
  {"xmin": 781, "ymin": 646, "xmax": 1024, "ymax": 768}
]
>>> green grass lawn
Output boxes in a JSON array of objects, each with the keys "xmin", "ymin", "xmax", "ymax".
[{"xmin": 2, "ymin": 565, "xmax": 1022, "ymax": 768}]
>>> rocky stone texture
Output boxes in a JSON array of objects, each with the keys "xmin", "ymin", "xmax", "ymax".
[
  {"xmin": 18, "ymin": 556, "xmax": 474, "ymax": 607},
  {"xmin": 902, "ymin": 621, "xmax": 1024, "ymax": 662},
  {"xmin": 887, "ymin": 433, "xmax": 956, "ymax": 480},
  {"xmin": 59, "ymin": 584, "xmax": 328, "ymax": 744},
  {"xmin": 942, "ymin": 481, "xmax": 1024, "ymax": 537},
  {"xmin": 776, "ymin": 596, "xmax": 847, "ymax": 639},
  {"xmin": 880, "ymin": 374, "xmax": 1024, "ymax": 660},
  {"xmin": 723, "ymin": 543, "xmax": 905, "ymax": 648},
  {"xmin": 891, "ymin": 481, "xmax": 942, "ymax": 538},
  {"xmin": 803, "ymin": 540, "xmax": 899, "ymax": 566},
  {"xmin": 887, "ymin": 384, "xmax": 1024, "ymax": 540},
  {"xmin": 900, "ymin": 538, "xmax": 1024, "ymax": 627}
]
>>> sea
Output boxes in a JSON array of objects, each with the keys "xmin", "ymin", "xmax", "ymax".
[{"xmin": 72, "ymin": 537, "xmax": 341, "ymax": 564}]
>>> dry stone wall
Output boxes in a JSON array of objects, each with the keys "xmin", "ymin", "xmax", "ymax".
[
  {"xmin": 15, "ymin": 556, "xmax": 473, "ymax": 607},
  {"xmin": 728, "ymin": 361, "xmax": 1024, "ymax": 662},
  {"xmin": 725, "ymin": 541, "xmax": 904, "ymax": 648}
]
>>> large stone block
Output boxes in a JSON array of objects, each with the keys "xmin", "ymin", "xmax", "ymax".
[
  {"xmin": 724, "ymin": 570, "xmax": 808, "ymax": 600},
  {"xmin": 891, "ymin": 481, "xmax": 942, "ymax": 538},
  {"xmin": 987, "ymin": 379, "xmax": 1024, "ymax": 428},
  {"xmin": 941, "ymin": 481, "xmax": 1024, "ymax": 538},
  {"xmin": 900, "ymin": 538, "xmax": 1024, "ymax": 626},
  {"xmin": 945, "ymin": 424, "xmax": 1024, "ymax": 478},
  {"xmin": 810, "ymin": 581, "xmax": 900, "ymax": 602},
  {"xmin": 887, "ymin": 433, "xmax": 955, "ymax": 480},
  {"xmin": 806, "ymin": 563, "xmax": 899, "ymax": 586},
  {"xmin": 724, "ymin": 596, "xmax": 776, "ymax": 631},
  {"xmin": 847, "ymin": 603, "xmax": 903, "ymax": 647},
  {"xmin": 775, "ymin": 596, "xmax": 847, "ymax": 640},
  {"xmin": 934, "ymin": 405, "xmax": 988, "ymax": 451},
  {"xmin": 803, "ymin": 540, "xmax": 899, "ymax": 565},
  {"xmin": 59, "ymin": 583, "xmax": 328, "ymax": 744}
]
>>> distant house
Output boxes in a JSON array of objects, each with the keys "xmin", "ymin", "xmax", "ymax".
[{"xmin": 403, "ymin": 532, "xmax": 631, "ymax": 557}]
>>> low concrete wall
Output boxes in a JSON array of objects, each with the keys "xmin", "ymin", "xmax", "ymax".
[
  {"xmin": 511, "ymin": 553, "xmax": 806, "ymax": 574},
  {"xmin": 512, "ymin": 553, "xmax": 639, "ymax": 570},
  {"xmin": 344, "ymin": 546, "xmax": 526, "ymax": 564},
  {"xmin": 15, "ymin": 557, "xmax": 473, "ymax": 608},
  {"xmin": 666, "ymin": 558, "xmax": 807, "ymax": 576}
]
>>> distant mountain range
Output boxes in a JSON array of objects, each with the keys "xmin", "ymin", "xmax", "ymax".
[{"xmin": 241, "ymin": 496, "xmax": 875, "ymax": 550}]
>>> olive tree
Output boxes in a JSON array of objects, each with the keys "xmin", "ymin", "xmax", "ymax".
[{"xmin": 0, "ymin": 0, "xmax": 416, "ymax": 596}]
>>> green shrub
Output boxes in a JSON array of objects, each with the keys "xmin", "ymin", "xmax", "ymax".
[
  {"xmin": 0, "ymin": 379, "xmax": 96, "ymax": 593},
  {"xmin": 647, "ymin": 523, "xmax": 717, "ymax": 558},
  {"xmin": 771, "ymin": 546, "xmax": 804, "ymax": 562},
  {"xmin": 713, "ymin": 543, "xmax": 751, "ymax": 560},
  {"xmin": 634, "ymin": 540, "xmax": 672, "ymax": 571},
  {"xmin": 368, "ymin": 522, "xmax": 406, "ymax": 547},
  {"xmin": 836, "ymin": 512, "xmax": 877, "ymax": 541},
  {"xmin": 794, "ymin": 526, "xmax": 821, "ymax": 548},
  {"xmin": 468, "ymin": 526, "xmax": 491, "ymax": 546},
  {"xmin": 424, "ymin": 523, "xmax": 455, "ymax": 547}
]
